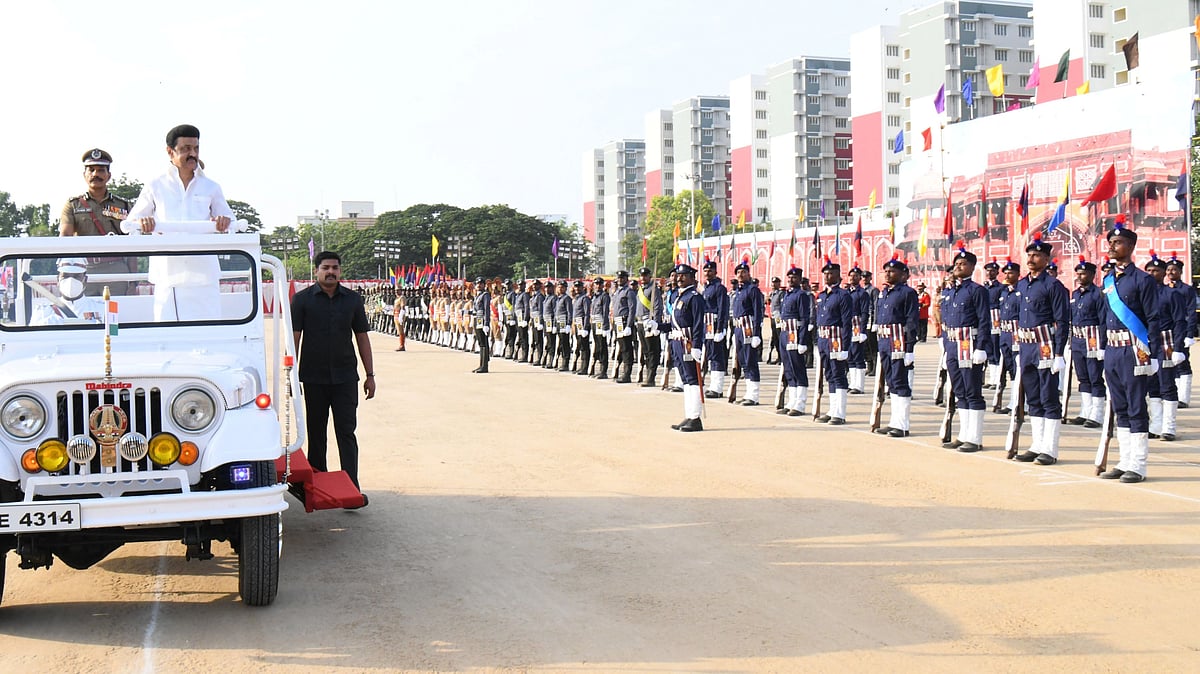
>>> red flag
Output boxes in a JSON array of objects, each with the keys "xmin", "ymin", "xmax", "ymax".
[
  {"xmin": 1016, "ymin": 184, "xmax": 1030, "ymax": 234},
  {"xmin": 640, "ymin": 237, "xmax": 648, "ymax": 263},
  {"xmin": 853, "ymin": 215, "xmax": 863, "ymax": 256},
  {"xmin": 1081, "ymin": 164, "xmax": 1117, "ymax": 205},
  {"xmin": 921, "ymin": 127, "xmax": 933, "ymax": 151},
  {"xmin": 943, "ymin": 193, "xmax": 954, "ymax": 241}
]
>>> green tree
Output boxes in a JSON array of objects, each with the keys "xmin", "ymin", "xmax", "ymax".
[
  {"xmin": 228, "ymin": 200, "xmax": 263, "ymax": 232},
  {"xmin": 620, "ymin": 191, "xmax": 716, "ymax": 274},
  {"xmin": 0, "ymin": 192, "xmax": 50, "ymax": 237},
  {"xmin": 108, "ymin": 174, "xmax": 143, "ymax": 202}
]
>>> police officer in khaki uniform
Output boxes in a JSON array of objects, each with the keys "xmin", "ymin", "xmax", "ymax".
[{"xmin": 59, "ymin": 149, "xmax": 136, "ymax": 295}]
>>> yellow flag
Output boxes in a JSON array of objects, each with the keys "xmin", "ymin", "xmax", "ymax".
[
  {"xmin": 431, "ymin": 234, "xmax": 440, "ymax": 258},
  {"xmin": 986, "ymin": 64, "xmax": 1005, "ymax": 97},
  {"xmin": 736, "ymin": 210, "xmax": 746, "ymax": 230},
  {"xmin": 798, "ymin": 204, "xmax": 805, "ymax": 222},
  {"xmin": 1075, "ymin": 81, "xmax": 1090, "ymax": 95},
  {"xmin": 672, "ymin": 239, "xmax": 680, "ymax": 262},
  {"xmin": 695, "ymin": 215, "xmax": 702, "ymax": 235},
  {"xmin": 868, "ymin": 189, "xmax": 877, "ymax": 211},
  {"xmin": 918, "ymin": 206, "xmax": 929, "ymax": 257}
]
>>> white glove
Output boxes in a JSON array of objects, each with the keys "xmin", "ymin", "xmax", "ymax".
[
  {"xmin": 518, "ymin": 321, "xmax": 528, "ymax": 327},
  {"xmin": 832, "ymin": 350, "xmax": 848, "ymax": 361},
  {"xmin": 1148, "ymin": 359, "xmax": 1160, "ymax": 376},
  {"xmin": 1095, "ymin": 349, "xmax": 1105, "ymax": 361},
  {"xmin": 1186, "ymin": 337, "xmax": 1195, "ymax": 348},
  {"xmin": 580, "ymin": 330, "xmax": 589, "ymax": 339},
  {"xmin": 713, "ymin": 332, "xmax": 726, "ymax": 343},
  {"xmin": 621, "ymin": 327, "xmax": 632, "ymax": 337},
  {"xmin": 1172, "ymin": 351, "xmax": 1186, "ymax": 365},
  {"xmin": 669, "ymin": 329, "xmax": 681, "ymax": 340},
  {"xmin": 971, "ymin": 349, "xmax": 987, "ymax": 365},
  {"xmin": 785, "ymin": 342, "xmax": 798, "ymax": 352},
  {"xmin": 750, "ymin": 336, "xmax": 762, "ymax": 348},
  {"xmin": 795, "ymin": 344, "xmax": 808, "ymax": 355},
  {"xmin": 690, "ymin": 348, "xmax": 703, "ymax": 361},
  {"xmin": 904, "ymin": 352, "xmax": 915, "ymax": 366},
  {"xmin": 1050, "ymin": 355, "xmax": 1065, "ymax": 374}
]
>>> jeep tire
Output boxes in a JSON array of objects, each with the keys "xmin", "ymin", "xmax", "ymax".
[{"xmin": 237, "ymin": 460, "xmax": 280, "ymax": 606}]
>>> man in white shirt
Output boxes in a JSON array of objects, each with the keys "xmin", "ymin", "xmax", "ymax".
[
  {"xmin": 126, "ymin": 124, "xmax": 234, "ymax": 321},
  {"xmin": 30, "ymin": 258, "xmax": 105, "ymax": 326}
]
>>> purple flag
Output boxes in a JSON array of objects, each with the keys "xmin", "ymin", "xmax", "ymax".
[
  {"xmin": 308, "ymin": 237, "xmax": 315, "ymax": 260},
  {"xmin": 933, "ymin": 84, "xmax": 945, "ymax": 114},
  {"xmin": 551, "ymin": 237, "xmax": 559, "ymax": 257}
]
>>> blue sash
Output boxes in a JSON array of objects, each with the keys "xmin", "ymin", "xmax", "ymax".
[{"xmin": 1102, "ymin": 271, "xmax": 1150, "ymax": 349}]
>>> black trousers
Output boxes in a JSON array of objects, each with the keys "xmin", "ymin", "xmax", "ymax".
[
  {"xmin": 517, "ymin": 324, "xmax": 529, "ymax": 360},
  {"xmin": 617, "ymin": 334, "xmax": 636, "ymax": 379},
  {"xmin": 302, "ymin": 380, "xmax": 361, "ymax": 488},
  {"xmin": 476, "ymin": 327, "xmax": 490, "ymax": 371},
  {"xmin": 558, "ymin": 330, "xmax": 572, "ymax": 368},
  {"xmin": 638, "ymin": 325, "xmax": 661, "ymax": 376}
]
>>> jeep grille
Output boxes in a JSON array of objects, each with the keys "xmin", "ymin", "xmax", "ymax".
[{"xmin": 56, "ymin": 388, "xmax": 165, "ymax": 474}]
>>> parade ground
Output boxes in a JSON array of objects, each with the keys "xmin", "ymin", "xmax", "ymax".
[{"xmin": 1, "ymin": 329, "xmax": 1199, "ymax": 673}]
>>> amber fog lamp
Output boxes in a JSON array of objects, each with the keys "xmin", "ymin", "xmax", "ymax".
[
  {"xmin": 36, "ymin": 438, "xmax": 69, "ymax": 473},
  {"xmin": 21, "ymin": 449, "xmax": 40, "ymax": 473},
  {"xmin": 179, "ymin": 441, "xmax": 199, "ymax": 466},
  {"xmin": 148, "ymin": 433, "xmax": 182, "ymax": 467},
  {"xmin": 255, "ymin": 393, "xmax": 271, "ymax": 409}
]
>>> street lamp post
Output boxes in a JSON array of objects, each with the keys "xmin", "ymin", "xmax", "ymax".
[
  {"xmin": 560, "ymin": 240, "xmax": 587, "ymax": 279},
  {"xmin": 445, "ymin": 234, "xmax": 474, "ymax": 280},
  {"xmin": 373, "ymin": 239, "xmax": 404, "ymax": 280},
  {"xmin": 313, "ymin": 209, "xmax": 329, "ymax": 251}
]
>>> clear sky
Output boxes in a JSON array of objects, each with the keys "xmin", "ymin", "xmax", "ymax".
[{"xmin": 0, "ymin": 0, "xmax": 927, "ymax": 232}]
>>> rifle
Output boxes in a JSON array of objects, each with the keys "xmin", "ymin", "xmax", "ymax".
[
  {"xmin": 811, "ymin": 349, "xmax": 825, "ymax": 420},
  {"xmin": 1060, "ymin": 347, "xmax": 1074, "ymax": 420},
  {"xmin": 1004, "ymin": 372, "xmax": 1027, "ymax": 459},
  {"xmin": 933, "ymin": 356, "xmax": 948, "ymax": 406},
  {"xmin": 991, "ymin": 356, "xmax": 1010, "ymax": 412},
  {"xmin": 868, "ymin": 351, "xmax": 886, "ymax": 432},
  {"xmin": 939, "ymin": 374, "xmax": 957, "ymax": 444},
  {"xmin": 728, "ymin": 362, "xmax": 742, "ymax": 403},
  {"xmin": 1094, "ymin": 394, "xmax": 1115, "ymax": 475},
  {"xmin": 774, "ymin": 350, "xmax": 788, "ymax": 409}
]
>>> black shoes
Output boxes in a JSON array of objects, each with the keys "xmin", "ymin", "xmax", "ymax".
[
  {"xmin": 740, "ymin": 400, "xmax": 759, "ymax": 407},
  {"xmin": 1035, "ymin": 454, "xmax": 1057, "ymax": 465},
  {"xmin": 1119, "ymin": 471, "xmax": 1145, "ymax": 483},
  {"xmin": 956, "ymin": 442, "xmax": 983, "ymax": 453},
  {"xmin": 816, "ymin": 414, "xmax": 831, "ymax": 423},
  {"xmin": 787, "ymin": 409, "xmax": 804, "ymax": 417},
  {"xmin": 344, "ymin": 493, "xmax": 369, "ymax": 510},
  {"xmin": 669, "ymin": 386, "xmax": 683, "ymax": 393},
  {"xmin": 678, "ymin": 418, "xmax": 703, "ymax": 432},
  {"xmin": 849, "ymin": 389, "xmax": 864, "ymax": 395},
  {"xmin": 1099, "ymin": 468, "xmax": 1125, "ymax": 480},
  {"xmin": 704, "ymin": 390, "xmax": 722, "ymax": 399},
  {"xmin": 828, "ymin": 417, "xmax": 845, "ymax": 425},
  {"xmin": 1161, "ymin": 433, "xmax": 1176, "ymax": 442},
  {"xmin": 943, "ymin": 439, "xmax": 964, "ymax": 449},
  {"xmin": 1083, "ymin": 420, "xmax": 1102, "ymax": 429},
  {"xmin": 1014, "ymin": 450, "xmax": 1039, "ymax": 462},
  {"xmin": 887, "ymin": 428, "xmax": 910, "ymax": 438},
  {"xmin": 1066, "ymin": 416, "xmax": 1087, "ymax": 425}
]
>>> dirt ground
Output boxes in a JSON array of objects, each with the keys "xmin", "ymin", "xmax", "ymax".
[{"xmin": 1, "ymin": 329, "xmax": 1199, "ymax": 673}]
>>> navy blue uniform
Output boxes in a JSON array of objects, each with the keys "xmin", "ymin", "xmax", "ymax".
[
  {"xmin": 1100, "ymin": 265, "xmax": 1161, "ymax": 434},
  {"xmin": 984, "ymin": 279, "xmax": 1004, "ymax": 363},
  {"xmin": 670, "ymin": 285, "xmax": 707, "ymax": 385},
  {"xmin": 876, "ymin": 282, "xmax": 919, "ymax": 397},
  {"xmin": 1148, "ymin": 282, "xmax": 1189, "ymax": 403},
  {"xmin": 998, "ymin": 284, "xmax": 1019, "ymax": 380},
  {"xmin": 702, "ymin": 278, "xmax": 730, "ymax": 373},
  {"xmin": 779, "ymin": 286, "xmax": 812, "ymax": 388},
  {"xmin": 1070, "ymin": 283, "xmax": 1106, "ymax": 404},
  {"xmin": 816, "ymin": 285, "xmax": 854, "ymax": 391},
  {"xmin": 1167, "ymin": 280, "xmax": 1196, "ymax": 377},
  {"xmin": 1015, "ymin": 272, "xmax": 1070, "ymax": 419},
  {"xmin": 846, "ymin": 284, "xmax": 871, "ymax": 369},
  {"xmin": 731, "ymin": 282, "xmax": 765, "ymax": 382},
  {"xmin": 940, "ymin": 279, "xmax": 992, "ymax": 411}
]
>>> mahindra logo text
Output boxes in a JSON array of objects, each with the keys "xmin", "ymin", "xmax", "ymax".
[{"xmin": 85, "ymin": 382, "xmax": 132, "ymax": 391}]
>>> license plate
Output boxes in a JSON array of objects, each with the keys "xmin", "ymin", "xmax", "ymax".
[{"xmin": 0, "ymin": 503, "xmax": 82, "ymax": 532}]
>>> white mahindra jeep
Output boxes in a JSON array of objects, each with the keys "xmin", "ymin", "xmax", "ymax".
[{"xmin": 0, "ymin": 231, "xmax": 301, "ymax": 606}]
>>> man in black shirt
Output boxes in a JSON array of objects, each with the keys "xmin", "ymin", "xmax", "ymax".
[{"xmin": 292, "ymin": 251, "xmax": 376, "ymax": 503}]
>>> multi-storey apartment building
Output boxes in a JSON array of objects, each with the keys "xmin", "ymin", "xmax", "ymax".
[
  {"xmin": 850, "ymin": 24, "xmax": 903, "ymax": 211},
  {"xmin": 644, "ymin": 109, "xmax": 674, "ymax": 207},
  {"xmin": 729, "ymin": 74, "xmax": 771, "ymax": 226},
  {"xmin": 581, "ymin": 140, "xmax": 647, "ymax": 273},
  {"xmin": 672, "ymin": 96, "xmax": 732, "ymax": 223},
  {"xmin": 766, "ymin": 57, "xmax": 853, "ymax": 229}
]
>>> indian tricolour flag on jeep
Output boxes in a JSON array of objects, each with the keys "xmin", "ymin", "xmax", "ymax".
[{"xmin": 105, "ymin": 300, "xmax": 118, "ymax": 336}]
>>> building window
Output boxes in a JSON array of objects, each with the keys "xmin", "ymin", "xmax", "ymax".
[
  {"xmin": 755, "ymin": 90, "xmax": 767, "ymax": 100},
  {"xmin": 1089, "ymin": 3, "xmax": 1104, "ymax": 19},
  {"xmin": 1019, "ymin": 75, "xmax": 1029, "ymax": 87},
  {"xmin": 664, "ymin": 155, "xmax": 673, "ymax": 164},
  {"xmin": 1090, "ymin": 33, "xmax": 1105, "ymax": 49},
  {"xmin": 962, "ymin": 19, "xmax": 976, "ymax": 32},
  {"xmin": 808, "ymin": 117, "xmax": 821, "ymax": 129},
  {"xmin": 664, "ymin": 139, "xmax": 673, "ymax": 148},
  {"xmin": 995, "ymin": 49, "xmax": 1008, "ymax": 62},
  {"xmin": 836, "ymin": 158, "xmax": 851, "ymax": 170},
  {"xmin": 663, "ymin": 123, "xmax": 672, "ymax": 131},
  {"xmin": 903, "ymin": 48, "xmax": 911, "ymax": 60},
  {"xmin": 836, "ymin": 179, "xmax": 852, "ymax": 191},
  {"xmin": 834, "ymin": 76, "xmax": 848, "ymax": 87},
  {"xmin": 886, "ymin": 45, "xmax": 900, "ymax": 57},
  {"xmin": 835, "ymin": 137, "xmax": 850, "ymax": 149},
  {"xmin": 1113, "ymin": 7, "xmax": 1126, "ymax": 21},
  {"xmin": 809, "ymin": 158, "xmax": 821, "ymax": 169},
  {"xmin": 886, "ymin": 91, "xmax": 901, "ymax": 103},
  {"xmin": 993, "ymin": 24, "xmax": 1008, "ymax": 37},
  {"xmin": 809, "ymin": 180, "xmax": 821, "ymax": 191},
  {"xmin": 834, "ymin": 118, "xmax": 848, "ymax": 129},
  {"xmin": 807, "ymin": 74, "xmax": 820, "ymax": 85},
  {"xmin": 702, "ymin": 181, "xmax": 714, "ymax": 192},
  {"xmin": 888, "ymin": 187, "xmax": 899, "ymax": 199},
  {"xmin": 754, "ymin": 109, "xmax": 768, "ymax": 120},
  {"xmin": 904, "ymin": 96, "xmax": 911, "ymax": 108},
  {"xmin": 757, "ymin": 168, "xmax": 769, "ymax": 178},
  {"xmin": 1019, "ymin": 50, "xmax": 1033, "ymax": 63},
  {"xmin": 808, "ymin": 137, "xmax": 821, "ymax": 148},
  {"xmin": 963, "ymin": 46, "xmax": 976, "ymax": 58},
  {"xmin": 887, "ymin": 67, "xmax": 901, "ymax": 79},
  {"xmin": 887, "ymin": 114, "xmax": 901, "ymax": 127},
  {"xmin": 756, "ymin": 129, "xmax": 768, "ymax": 139},
  {"xmin": 756, "ymin": 148, "xmax": 769, "ymax": 158},
  {"xmin": 757, "ymin": 188, "xmax": 769, "ymax": 198},
  {"xmin": 664, "ymin": 172, "xmax": 673, "ymax": 182},
  {"xmin": 903, "ymin": 72, "xmax": 911, "ymax": 84},
  {"xmin": 1091, "ymin": 64, "xmax": 1106, "ymax": 78},
  {"xmin": 835, "ymin": 96, "xmax": 847, "ymax": 107},
  {"xmin": 888, "ymin": 163, "xmax": 900, "ymax": 175},
  {"xmin": 807, "ymin": 95, "xmax": 820, "ymax": 106},
  {"xmin": 1019, "ymin": 25, "xmax": 1032, "ymax": 38},
  {"xmin": 701, "ymin": 129, "xmax": 713, "ymax": 142}
]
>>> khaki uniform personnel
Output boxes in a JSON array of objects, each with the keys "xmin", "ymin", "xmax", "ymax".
[{"xmin": 59, "ymin": 149, "xmax": 136, "ymax": 295}]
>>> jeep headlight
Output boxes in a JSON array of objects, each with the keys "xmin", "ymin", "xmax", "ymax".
[
  {"xmin": 170, "ymin": 389, "xmax": 217, "ymax": 432},
  {"xmin": 2, "ymin": 395, "xmax": 47, "ymax": 439}
]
